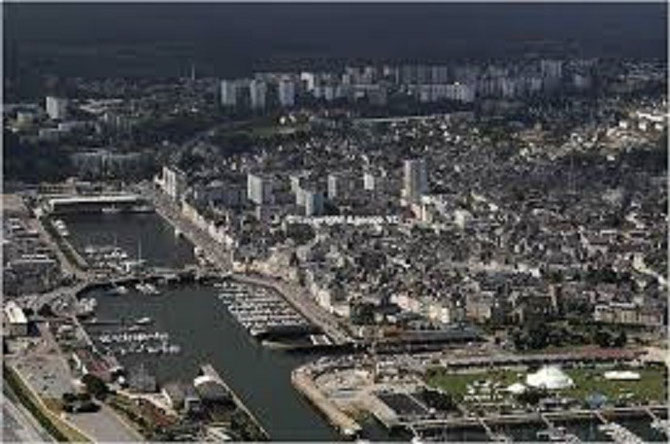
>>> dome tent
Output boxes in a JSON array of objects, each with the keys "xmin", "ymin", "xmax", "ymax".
[
  {"xmin": 506, "ymin": 382, "xmax": 527, "ymax": 394},
  {"xmin": 525, "ymin": 366, "xmax": 574, "ymax": 390}
]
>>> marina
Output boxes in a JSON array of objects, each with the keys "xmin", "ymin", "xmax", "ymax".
[
  {"xmin": 217, "ymin": 281, "xmax": 325, "ymax": 343},
  {"xmin": 68, "ymin": 212, "xmax": 667, "ymax": 442},
  {"xmin": 79, "ymin": 282, "xmax": 342, "ymax": 441}
]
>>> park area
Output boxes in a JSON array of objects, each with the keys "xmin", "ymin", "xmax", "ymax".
[{"xmin": 426, "ymin": 364, "xmax": 667, "ymax": 406}]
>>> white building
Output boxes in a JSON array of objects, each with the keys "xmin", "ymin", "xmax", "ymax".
[
  {"xmin": 247, "ymin": 173, "xmax": 274, "ymax": 205},
  {"xmin": 445, "ymin": 83, "xmax": 475, "ymax": 103},
  {"xmin": 363, "ymin": 172, "xmax": 376, "ymax": 191},
  {"xmin": 525, "ymin": 366, "xmax": 574, "ymax": 390},
  {"xmin": 541, "ymin": 59, "xmax": 563, "ymax": 79},
  {"xmin": 45, "ymin": 96, "xmax": 68, "ymax": 120},
  {"xmin": 300, "ymin": 72, "xmax": 316, "ymax": 91},
  {"xmin": 4, "ymin": 300, "xmax": 28, "ymax": 336},
  {"xmin": 220, "ymin": 80, "xmax": 238, "ymax": 107},
  {"xmin": 278, "ymin": 79, "xmax": 295, "ymax": 107},
  {"xmin": 304, "ymin": 190, "xmax": 324, "ymax": 216},
  {"xmin": 249, "ymin": 79, "xmax": 267, "ymax": 110},
  {"xmin": 403, "ymin": 158, "xmax": 428, "ymax": 202},
  {"xmin": 163, "ymin": 166, "xmax": 187, "ymax": 200}
]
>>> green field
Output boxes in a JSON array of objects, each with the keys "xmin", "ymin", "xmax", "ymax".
[
  {"xmin": 426, "ymin": 365, "xmax": 667, "ymax": 404},
  {"xmin": 563, "ymin": 367, "xmax": 667, "ymax": 404}
]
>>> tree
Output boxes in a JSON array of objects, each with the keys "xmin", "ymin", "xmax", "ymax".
[
  {"xmin": 594, "ymin": 328, "xmax": 613, "ymax": 348},
  {"xmin": 516, "ymin": 388, "xmax": 547, "ymax": 406},
  {"xmin": 613, "ymin": 330, "xmax": 627, "ymax": 348},
  {"xmin": 81, "ymin": 374, "xmax": 108, "ymax": 400},
  {"xmin": 37, "ymin": 304, "xmax": 55, "ymax": 318}
]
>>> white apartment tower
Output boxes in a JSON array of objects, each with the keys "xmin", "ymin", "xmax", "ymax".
[
  {"xmin": 247, "ymin": 173, "xmax": 274, "ymax": 205},
  {"xmin": 278, "ymin": 79, "xmax": 295, "ymax": 107},
  {"xmin": 45, "ymin": 96, "xmax": 68, "ymax": 120},
  {"xmin": 249, "ymin": 79, "xmax": 267, "ymax": 110},
  {"xmin": 403, "ymin": 158, "xmax": 428, "ymax": 202},
  {"xmin": 220, "ymin": 80, "xmax": 238, "ymax": 107}
]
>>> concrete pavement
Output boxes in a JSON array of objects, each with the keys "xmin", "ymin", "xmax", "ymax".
[{"xmin": 2, "ymin": 386, "xmax": 54, "ymax": 443}]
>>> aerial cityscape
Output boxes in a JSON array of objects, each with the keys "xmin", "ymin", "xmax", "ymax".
[{"xmin": 2, "ymin": 2, "xmax": 668, "ymax": 443}]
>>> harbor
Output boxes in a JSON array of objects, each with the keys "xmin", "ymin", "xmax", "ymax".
[
  {"xmin": 64, "ymin": 211, "xmax": 667, "ymax": 442},
  {"xmin": 217, "ymin": 281, "xmax": 327, "ymax": 345},
  {"xmin": 79, "ymin": 282, "xmax": 342, "ymax": 441}
]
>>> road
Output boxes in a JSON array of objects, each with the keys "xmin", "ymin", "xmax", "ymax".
[
  {"xmin": 67, "ymin": 404, "xmax": 143, "ymax": 443},
  {"xmin": 2, "ymin": 385, "xmax": 54, "ymax": 443}
]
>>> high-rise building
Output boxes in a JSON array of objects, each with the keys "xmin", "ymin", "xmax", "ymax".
[
  {"xmin": 278, "ymin": 79, "xmax": 295, "ymax": 107},
  {"xmin": 162, "ymin": 166, "xmax": 187, "ymax": 201},
  {"xmin": 363, "ymin": 172, "xmax": 376, "ymax": 191},
  {"xmin": 540, "ymin": 59, "xmax": 563, "ymax": 79},
  {"xmin": 304, "ymin": 190, "xmax": 324, "ymax": 216},
  {"xmin": 300, "ymin": 72, "xmax": 316, "ymax": 91},
  {"xmin": 220, "ymin": 80, "xmax": 238, "ymax": 107},
  {"xmin": 327, "ymin": 174, "xmax": 341, "ymax": 199},
  {"xmin": 249, "ymin": 79, "xmax": 267, "ymax": 110},
  {"xmin": 403, "ymin": 159, "xmax": 428, "ymax": 202},
  {"xmin": 247, "ymin": 174, "xmax": 274, "ymax": 205},
  {"xmin": 45, "ymin": 96, "xmax": 68, "ymax": 120},
  {"xmin": 430, "ymin": 65, "xmax": 450, "ymax": 84}
]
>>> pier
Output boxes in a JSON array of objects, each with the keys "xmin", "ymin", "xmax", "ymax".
[
  {"xmin": 477, "ymin": 417, "xmax": 512, "ymax": 442},
  {"xmin": 199, "ymin": 364, "xmax": 269, "ymax": 440},
  {"xmin": 291, "ymin": 366, "xmax": 362, "ymax": 438},
  {"xmin": 645, "ymin": 407, "xmax": 669, "ymax": 437}
]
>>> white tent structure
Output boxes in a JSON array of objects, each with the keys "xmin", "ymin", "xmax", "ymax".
[
  {"xmin": 525, "ymin": 366, "xmax": 574, "ymax": 390},
  {"xmin": 506, "ymin": 382, "xmax": 527, "ymax": 395},
  {"xmin": 604, "ymin": 370, "xmax": 640, "ymax": 381}
]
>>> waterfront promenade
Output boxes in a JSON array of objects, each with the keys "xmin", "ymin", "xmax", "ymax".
[{"xmin": 139, "ymin": 182, "xmax": 354, "ymax": 346}]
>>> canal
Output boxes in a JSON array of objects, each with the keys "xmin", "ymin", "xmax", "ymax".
[
  {"xmin": 60, "ymin": 212, "xmax": 195, "ymax": 269},
  {"xmin": 64, "ymin": 211, "xmax": 347, "ymax": 440}
]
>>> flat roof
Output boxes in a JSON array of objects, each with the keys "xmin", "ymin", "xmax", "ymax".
[{"xmin": 4, "ymin": 301, "xmax": 27, "ymax": 325}]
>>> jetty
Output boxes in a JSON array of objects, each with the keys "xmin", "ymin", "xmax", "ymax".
[
  {"xmin": 291, "ymin": 365, "xmax": 362, "ymax": 438},
  {"xmin": 200, "ymin": 364, "xmax": 269, "ymax": 439}
]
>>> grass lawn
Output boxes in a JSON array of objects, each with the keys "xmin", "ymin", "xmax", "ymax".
[
  {"xmin": 426, "ymin": 365, "xmax": 667, "ymax": 404},
  {"xmin": 426, "ymin": 368, "xmax": 522, "ymax": 400},
  {"xmin": 563, "ymin": 367, "xmax": 667, "ymax": 404}
]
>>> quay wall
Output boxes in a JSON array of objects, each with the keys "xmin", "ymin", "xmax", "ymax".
[
  {"xmin": 406, "ymin": 405, "xmax": 669, "ymax": 431},
  {"xmin": 291, "ymin": 366, "xmax": 362, "ymax": 438},
  {"xmin": 199, "ymin": 364, "xmax": 269, "ymax": 440}
]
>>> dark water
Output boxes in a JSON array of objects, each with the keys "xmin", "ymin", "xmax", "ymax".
[
  {"xmin": 73, "ymin": 213, "xmax": 665, "ymax": 442},
  {"xmin": 85, "ymin": 284, "xmax": 340, "ymax": 441},
  {"xmin": 60, "ymin": 212, "xmax": 195, "ymax": 269}
]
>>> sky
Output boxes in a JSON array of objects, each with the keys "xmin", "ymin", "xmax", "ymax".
[{"xmin": 3, "ymin": 2, "xmax": 668, "ymax": 79}]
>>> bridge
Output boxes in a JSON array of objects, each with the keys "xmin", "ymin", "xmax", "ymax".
[{"xmin": 44, "ymin": 194, "xmax": 150, "ymax": 214}]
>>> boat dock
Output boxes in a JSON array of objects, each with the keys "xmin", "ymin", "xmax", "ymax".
[
  {"xmin": 478, "ymin": 417, "xmax": 512, "ymax": 442},
  {"xmin": 594, "ymin": 410, "xmax": 646, "ymax": 444},
  {"xmin": 200, "ymin": 364, "xmax": 269, "ymax": 440},
  {"xmin": 217, "ymin": 282, "xmax": 317, "ymax": 340},
  {"xmin": 645, "ymin": 407, "xmax": 669, "ymax": 437}
]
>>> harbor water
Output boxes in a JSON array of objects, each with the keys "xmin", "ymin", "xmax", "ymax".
[
  {"xmin": 84, "ymin": 283, "xmax": 341, "ymax": 441},
  {"xmin": 60, "ymin": 212, "xmax": 195, "ymax": 268},
  {"xmin": 69, "ymin": 212, "xmax": 666, "ymax": 442}
]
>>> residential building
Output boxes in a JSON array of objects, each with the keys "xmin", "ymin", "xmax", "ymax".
[
  {"xmin": 45, "ymin": 96, "xmax": 68, "ymax": 120},
  {"xmin": 247, "ymin": 173, "xmax": 274, "ymax": 205},
  {"xmin": 403, "ymin": 158, "xmax": 428, "ymax": 202}
]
